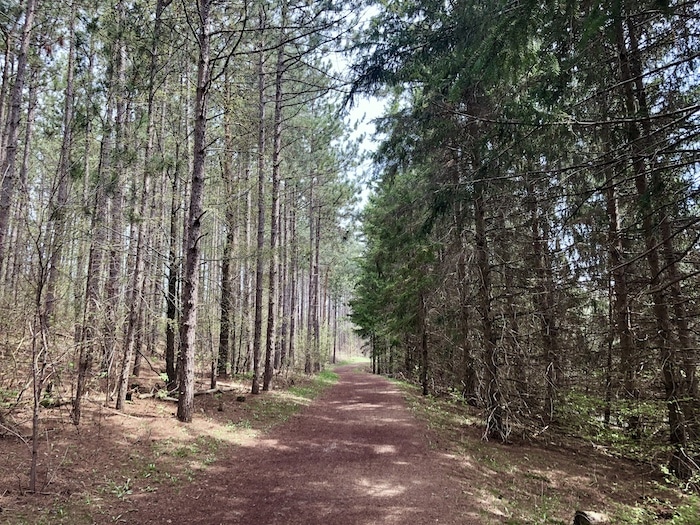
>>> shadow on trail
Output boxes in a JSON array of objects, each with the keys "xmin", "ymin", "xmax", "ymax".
[{"xmin": 131, "ymin": 366, "xmax": 480, "ymax": 524}]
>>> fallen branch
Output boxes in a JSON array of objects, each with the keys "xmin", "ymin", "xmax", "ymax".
[{"xmin": 138, "ymin": 385, "xmax": 239, "ymax": 400}]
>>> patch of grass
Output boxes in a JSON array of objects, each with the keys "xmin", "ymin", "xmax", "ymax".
[
  {"xmin": 226, "ymin": 418, "xmax": 252, "ymax": 430},
  {"xmin": 288, "ymin": 370, "xmax": 339, "ymax": 401},
  {"xmin": 390, "ymin": 375, "xmax": 698, "ymax": 525},
  {"xmin": 335, "ymin": 355, "xmax": 370, "ymax": 366},
  {"xmin": 612, "ymin": 495, "xmax": 700, "ymax": 525},
  {"xmin": 1, "ymin": 368, "xmax": 341, "ymax": 525},
  {"xmin": 103, "ymin": 476, "xmax": 132, "ymax": 499}
]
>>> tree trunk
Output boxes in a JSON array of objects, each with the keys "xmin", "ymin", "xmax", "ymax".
[
  {"xmin": 601, "ymin": 124, "xmax": 638, "ymax": 433},
  {"xmin": 527, "ymin": 182, "xmax": 559, "ymax": 424},
  {"xmin": 288, "ymin": 182, "xmax": 298, "ymax": 368},
  {"xmin": 73, "ymin": 134, "xmax": 110, "ymax": 425},
  {"xmin": 263, "ymin": 32, "xmax": 285, "ymax": 391},
  {"xmin": 475, "ymin": 177, "xmax": 504, "ymax": 441},
  {"xmin": 251, "ymin": 13, "xmax": 267, "ymax": 394},
  {"xmin": 165, "ymin": 169, "xmax": 180, "ymax": 391},
  {"xmin": 43, "ymin": 1, "xmax": 77, "ymax": 329},
  {"xmin": 116, "ymin": 0, "xmax": 167, "ymax": 410},
  {"xmin": 419, "ymin": 293, "xmax": 429, "ymax": 396},
  {"xmin": 305, "ymin": 178, "xmax": 316, "ymax": 374},
  {"xmin": 102, "ymin": 2, "xmax": 128, "ymax": 383},
  {"xmin": 0, "ymin": 0, "xmax": 38, "ymax": 275},
  {"xmin": 218, "ymin": 220, "xmax": 234, "ymax": 378},
  {"xmin": 615, "ymin": 12, "xmax": 691, "ymax": 477},
  {"xmin": 177, "ymin": 0, "xmax": 211, "ymax": 423},
  {"xmin": 279, "ymin": 184, "xmax": 290, "ymax": 369}
]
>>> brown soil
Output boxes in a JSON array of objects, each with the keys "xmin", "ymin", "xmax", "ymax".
[
  {"xmin": 1, "ymin": 364, "xmax": 691, "ymax": 524},
  {"xmin": 120, "ymin": 364, "xmax": 476, "ymax": 524}
]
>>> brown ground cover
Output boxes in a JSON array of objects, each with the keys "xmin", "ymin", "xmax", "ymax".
[{"xmin": 1, "ymin": 363, "xmax": 695, "ymax": 524}]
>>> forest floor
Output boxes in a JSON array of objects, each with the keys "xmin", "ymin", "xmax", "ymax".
[{"xmin": 1, "ymin": 360, "xmax": 697, "ymax": 524}]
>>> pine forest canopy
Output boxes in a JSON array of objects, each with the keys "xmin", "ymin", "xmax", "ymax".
[{"xmin": 0, "ymin": 0, "xmax": 698, "ymax": 494}]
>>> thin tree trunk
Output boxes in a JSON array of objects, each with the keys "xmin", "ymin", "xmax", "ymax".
[
  {"xmin": 288, "ymin": 182, "xmax": 298, "ymax": 368},
  {"xmin": 279, "ymin": 185, "xmax": 289, "ymax": 369},
  {"xmin": 73, "ymin": 132, "xmax": 111, "ymax": 425},
  {"xmin": 8, "ymin": 73, "xmax": 36, "ymax": 295},
  {"xmin": 475, "ymin": 177, "xmax": 504, "ymax": 440},
  {"xmin": 43, "ymin": 0, "xmax": 77, "ymax": 330},
  {"xmin": 305, "ymin": 178, "xmax": 315, "ymax": 374},
  {"xmin": 419, "ymin": 293, "xmax": 429, "ymax": 396},
  {"xmin": 263, "ymin": 34, "xmax": 285, "ymax": 391},
  {"xmin": 103, "ymin": 3, "xmax": 128, "ymax": 382},
  {"xmin": 602, "ymin": 125, "xmax": 638, "ymax": 433},
  {"xmin": 251, "ymin": 14, "xmax": 267, "ymax": 394},
  {"xmin": 165, "ymin": 169, "xmax": 180, "ymax": 391},
  {"xmin": 527, "ymin": 182, "xmax": 559, "ymax": 424},
  {"xmin": 312, "ymin": 210, "xmax": 321, "ymax": 371}
]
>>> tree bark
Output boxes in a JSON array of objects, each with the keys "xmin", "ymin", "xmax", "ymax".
[
  {"xmin": 0, "ymin": 0, "xmax": 38, "ymax": 275},
  {"xmin": 43, "ymin": 0, "xmax": 77, "ymax": 329},
  {"xmin": 475, "ymin": 177, "xmax": 504, "ymax": 441},
  {"xmin": 251, "ymin": 12, "xmax": 267, "ymax": 394},
  {"xmin": 177, "ymin": 0, "xmax": 211, "ymax": 423},
  {"xmin": 263, "ymin": 30, "xmax": 286, "ymax": 391},
  {"xmin": 615, "ymin": 12, "xmax": 691, "ymax": 477}
]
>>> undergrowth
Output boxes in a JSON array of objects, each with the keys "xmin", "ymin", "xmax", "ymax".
[
  {"xmin": 394, "ymin": 378, "xmax": 700, "ymax": 525},
  {"xmin": 1, "ymin": 370, "xmax": 338, "ymax": 525}
]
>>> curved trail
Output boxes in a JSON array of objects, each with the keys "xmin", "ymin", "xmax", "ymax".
[{"xmin": 134, "ymin": 365, "xmax": 478, "ymax": 524}]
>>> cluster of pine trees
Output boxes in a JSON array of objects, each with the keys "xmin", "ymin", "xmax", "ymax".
[
  {"xmin": 350, "ymin": 0, "xmax": 699, "ymax": 479},
  {"xmin": 0, "ymin": 0, "xmax": 362, "ymax": 442}
]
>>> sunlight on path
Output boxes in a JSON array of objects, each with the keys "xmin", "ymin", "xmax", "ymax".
[{"xmin": 130, "ymin": 365, "xmax": 480, "ymax": 524}]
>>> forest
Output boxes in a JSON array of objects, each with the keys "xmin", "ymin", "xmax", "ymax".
[
  {"xmin": 350, "ymin": 0, "xmax": 700, "ymax": 484},
  {"xmin": 0, "ymin": 0, "xmax": 364, "ymax": 494},
  {"xmin": 0, "ymin": 0, "xmax": 698, "ymax": 513}
]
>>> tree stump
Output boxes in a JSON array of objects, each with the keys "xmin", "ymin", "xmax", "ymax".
[{"xmin": 573, "ymin": 510, "xmax": 609, "ymax": 524}]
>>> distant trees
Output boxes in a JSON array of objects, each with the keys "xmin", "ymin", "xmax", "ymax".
[
  {"xmin": 0, "ymin": 0, "xmax": 361, "ymax": 434},
  {"xmin": 350, "ymin": 0, "xmax": 699, "ymax": 478}
]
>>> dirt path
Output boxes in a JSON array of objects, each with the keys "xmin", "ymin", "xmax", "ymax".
[{"xmin": 128, "ymin": 365, "xmax": 478, "ymax": 524}]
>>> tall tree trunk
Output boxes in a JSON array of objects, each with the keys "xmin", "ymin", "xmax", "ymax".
[
  {"xmin": 475, "ymin": 177, "xmax": 504, "ymax": 440},
  {"xmin": 251, "ymin": 14, "xmax": 267, "ymax": 394},
  {"xmin": 116, "ymin": 0, "xmax": 167, "ymax": 409},
  {"xmin": 312, "ymin": 210, "xmax": 321, "ymax": 371},
  {"xmin": 8, "ymin": 73, "xmax": 36, "ymax": 295},
  {"xmin": 218, "ymin": 220, "xmax": 234, "ymax": 378},
  {"xmin": 43, "ymin": 0, "xmax": 77, "ymax": 330},
  {"xmin": 615, "ymin": 12, "xmax": 691, "ymax": 477},
  {"xmin": 279, "ymin": 184, "xmax": 290, "ymax": 369},
  {"xmin": 601, "ymin": 125, "xmax": 638, "ymax": 433},
  {"xmin": 305, "ymin": 177, "xmax": 316, "ymax": 374},
  {"xmin": 236, "ymin": 151, "xmax": 253, "ymax": 374},
  {"xmin": 102, "ymin": 2, "xmax": 128, "ymax": 381},
  {"xmin": 165, "ymin": 168, "xmax": 180, "ymax": 391},
  {"xmin": 177, "ymin": 0, "xmax": 211, "ymax": 423},
  {"xmin": 0, "ymin": 0, "xmax": 37, "ymax": 274},
  {"xmin": 263, "ymin": 34, "xmax": 285, "ymax": 391},
  {"xmin": 72, "ymin": 132, "xmax": 111, "ymax": 425},
  {"xmin": 218, "ymin": 76, "xmax": 236, "ymax": 379},
  {"xmin": 527, "ymin": 182, "xmax": 559, "ymax": 424},
  {"xmin": 419, "ymin": 293, "xmax": 429, "ymax": 396},
  {"xmin": 288, "ymin": 182, "xmax": 298, "ymax": 368}
]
